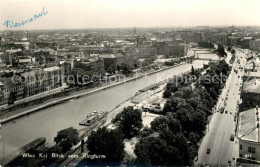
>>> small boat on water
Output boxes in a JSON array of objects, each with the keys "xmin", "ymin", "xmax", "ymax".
[{"xmin": 79, "ymin": 111, "xmax": 108, "ymax": 126}]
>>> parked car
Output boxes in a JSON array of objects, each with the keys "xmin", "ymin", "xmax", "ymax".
[
  {"xmin": 220, "ymin": 107, "xmax": 225, "ymax": 113},
  {"xmin": 230, "ymin": 134, "xmax": 235, "ymax": 141},
  {"xmin": 207, "ymin": 148, "xmax": 211, "ymax": 154}
]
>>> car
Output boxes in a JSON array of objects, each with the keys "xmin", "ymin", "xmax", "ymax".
[
  {"xmin": 207, "ymin": 148, "xmax": 211, "ymax": 154},
  {"xmin": 230, "ymin": 134, "xmax": 235, "ymax": 141},
  {"xmin": 225, "ymin": 110, "xmax": 228, "ymax": 114},
  {"xmin": 220, "ymin": 107, "xmax": 225, "ymax": 113}
]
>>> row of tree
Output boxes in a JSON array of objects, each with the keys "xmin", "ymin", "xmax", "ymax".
[
  {"xmin": 134, "ymin": 60, "xmax": 231, "ymax": 166},
  {"xmin": 54, "ymin": 60, "xmax": 231, "ymax": 166},
  {"xmin": 198, "ymin": 41, "xmax": 214, "ymax": 48}
]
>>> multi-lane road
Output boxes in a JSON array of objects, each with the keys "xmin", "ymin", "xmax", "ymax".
[{"xmin": 195, "ymin": 49, "xmax": 247, "ymax": 166}]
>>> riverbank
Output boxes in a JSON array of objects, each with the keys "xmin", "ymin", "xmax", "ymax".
[{"xmin": 0, "ymin": 62, "xmax": 186, "ymax": 125}]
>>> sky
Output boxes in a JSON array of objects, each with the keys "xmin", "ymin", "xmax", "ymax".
[{"xmin": 0, "ymin": 0, "xmax": 260, "ymax": 30}]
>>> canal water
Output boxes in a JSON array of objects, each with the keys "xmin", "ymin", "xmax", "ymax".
[{"xmin": 0, "ymin": 61, "xmax": 204, "ymax": 157}]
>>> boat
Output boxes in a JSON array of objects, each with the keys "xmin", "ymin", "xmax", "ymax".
[{"xmin": 79, "ymin": 111, "xmax": 108, "ymax": 126}]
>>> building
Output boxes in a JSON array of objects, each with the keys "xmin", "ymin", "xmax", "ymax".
[
  {"xmin": 178, "ymin": 43, "xmax": 188, "ymax": 57},
  {"xmin": 239, "ymin": 37, "xmax": 253, "ymax": 49},
  {"xmin": 18, "ymin": 56, "xmax": 36, "ymax": 66},
  {"xmin": 14, "ymin": 42, "xmax": 30, "ymax": 51},
  {"xmin": 190, "ymin": 32, "xmax": 202, "ymax": 43},
  {"xmin": 138, "ymin": 47, "xmax": 156, "ymax": 58},
  {"xmin": 99, "ymin": 54, "xmax": 116, "ymax": 73},
  {"xmin": 0, "ymin": 66, "xmax": 64, "ymax": 104},
  {"xmin": 99, "ymin": 55, "xmax": 115, "ymax": 71},
  {"xmin": 60, "ymin": 59, "xmax": 75, "ymax": 76},
  {"xmin": 165, "ymin": 44, "xmax": 179, "ymax": 58},
  {"xmin": 238, "ymin": 106, "xmax": 260, "ymax": 160},
  {"xmin": 114, "ymin": 53, "xmax": 126, "ymax": 66},
  {"xmin": 240, "ymin": 78, "xmax": 260, "ymax": 111},
  {"xmin": 214, "ymin": 33, "xmax": 228, "ymax": 45},
  {"xmin": 35, "ymin": 42, "xmax": 57, "ymax": 49},
  {"xmin": 202, "ymin": 32, "xmax": 212, "ymax": 42},
  {"xmin": 249, "ymin": 39, "xmax": 260, "ymax": 50},
  {"xmin": 227, "ymin": 36, "xmax": 239, "ymax": 46},
  {"xmin": 125, "ymin": 49, "xmax": 139, "ymax": 67},
  {"xmin": 75, "ymin": 57, "xmax": 105, "ymax": 76},
  {"xmin": 87, "ymin": 57, "xmax": 105, "ymax": 75},
  {"xmin": 0, "ymin": 81, "xmax": 5, "ymax": 105}
]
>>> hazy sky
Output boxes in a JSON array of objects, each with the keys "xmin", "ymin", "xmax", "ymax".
[{"xmin": 0, "ymin": 0, "xmax": 260, "ymax": 30}]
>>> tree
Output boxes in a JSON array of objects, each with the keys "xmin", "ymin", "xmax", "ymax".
[
  {"xmin": 159, "ymin": 131, "xmax": 190, "ymax": 165},
  {"xmin": 54, "ymin": 127, "xmax": 79, "ymax": 152},
  {"xmin": 87, "ymin": 127, "xmax": 125, "ymax": 162},
  {"xmin": 163, "ymin": 82, "xmax": 179, "ymax": 98},
  {"xmin": 135, "ymin": 134, "xmax": 189, "ymax": 166},
  {"xmin": 231, "ymin": 49, "xmax": 236, "ymax": 55},
  {"xmin": 167, "ymin": 117, "xmax": 182, "ymax": 133},
  {"xmin": 163, "ymin": 97, "xmax": 188, "ymax": 114},
  {"xmin": 112, "ymin": 106, "xmax": 143, "ymax": 139},
  {"xmin": 163, "ymin": 89, "xmax": 172, "ymax": 98},
  {"xmin": 8, "ymin": 92, "xmax": 16, "ymax": 105},
  {"xmin": 150, "ymin": 115, "xmax": 182, "ymax": 133},
  {"xmin": 217, "ymin": 45, "xmax": 227, "ymax": 57},
  {"xmin": 198, "ymin": 41, "xmax": 214, "ymax": 48},
  {"xmin": 150, "ymin": 116, "xmax": 169, "ymax": 132},
  {"xmin": 191, "ymin": 65, "xmax": 195, "ymax": 75},
  {"xmin": 139, "ymin": 127, "xmax": 154, "ymax": 138},
  {"xmin": 121, "ymin": 63, "xmax": 132, "ymax": 74}
]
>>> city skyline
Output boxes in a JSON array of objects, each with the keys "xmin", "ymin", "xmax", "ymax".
[{"xmin": 0, "ymin": 0, "xmax": 260, "ymax": 30}]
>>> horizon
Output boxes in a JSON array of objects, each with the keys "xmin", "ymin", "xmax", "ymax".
[{"xmin": 1, "ymin": 25, "xmax": 260, "ymax": 32}]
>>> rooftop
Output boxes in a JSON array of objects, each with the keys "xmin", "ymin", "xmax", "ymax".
[
  {"xmin": 238, "ymin": 107, "xmax": 260, "ymax": 142},
  {"xmin": 43, "ymin": 66, "xmax": 60, "ymax": 72},
  {"xmin": 114, "ymin": 53, "xmax": 125, "ymax": 58},
  {"xmin": 99, "ymin": 54, "xmax": 115, "ymax": 59},
  {"xmin": 247, "ymin": 71, "xmax": 260, "ymax": 78},
  {"xmin": 243, "ymin": 78, "xmax": 260, "ymax": 94}
]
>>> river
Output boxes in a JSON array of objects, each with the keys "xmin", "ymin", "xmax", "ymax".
[{"xmin": 0, "ymin": 60, "xmax": 204, "ymax": 157}]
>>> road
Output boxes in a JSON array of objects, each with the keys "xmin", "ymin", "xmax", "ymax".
[{"xmin": 195, "ymin": 49, "xmax": 247, "ymax": 166}]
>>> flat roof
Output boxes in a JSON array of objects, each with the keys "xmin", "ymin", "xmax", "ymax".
[
  {"xmin": 99, "ymin": 54, "xmax": 115, "ymax": 59},
  {"xmin": 243, "ymin": 78, "xmax": 260, "ymax": 94},
  {"xmin": 43, "ymin": 66, "xmax": 60, "ymax": 72},
  {"xmin": 238, "ymin": 107, "xmax": 260, "ymax": 142}
]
